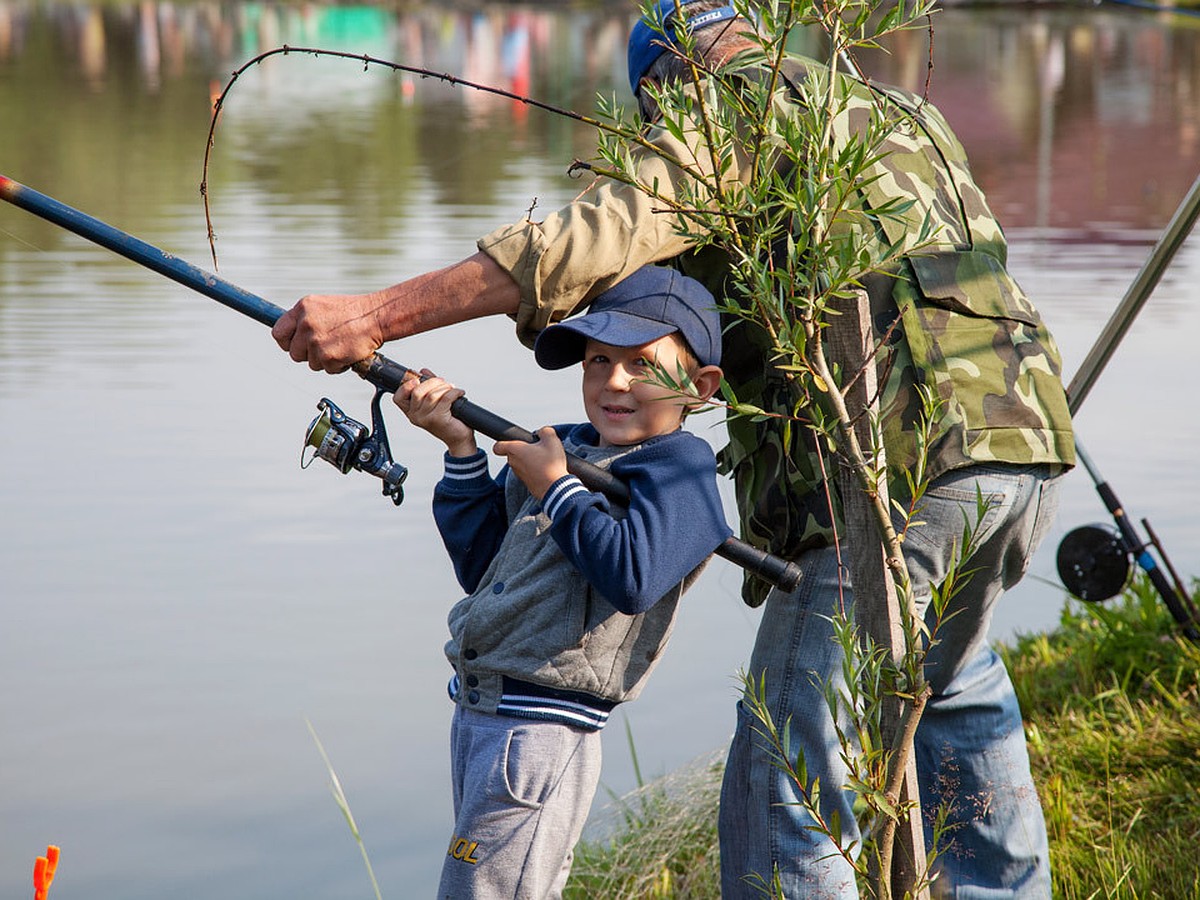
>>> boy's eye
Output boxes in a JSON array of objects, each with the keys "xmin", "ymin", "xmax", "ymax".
[{"xmin": 587, "ymin": 353, "xmax": 610, "ymax": 365}]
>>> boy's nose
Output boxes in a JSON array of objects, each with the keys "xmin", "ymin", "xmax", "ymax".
[{"xmin": 606, "ymin": 363, "xmax": 634, "ymax": 391}]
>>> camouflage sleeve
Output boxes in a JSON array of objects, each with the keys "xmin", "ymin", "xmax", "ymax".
[{"xmin": 476, "ymin": 114, "xmax": 726, "ymax": 347}]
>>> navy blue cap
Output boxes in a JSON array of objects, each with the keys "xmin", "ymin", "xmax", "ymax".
[
  {"xmin": 534, "ymin": 266, "xmax": 722, "ymax": 370},
  {"xmin": 627, "ymin": 0, "xmax": 740, "ymax": 95}
]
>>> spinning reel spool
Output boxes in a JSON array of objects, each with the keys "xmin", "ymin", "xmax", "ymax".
[{"xmin": 302, "ymin": 389, "xmax": 409, "ymax": 506}]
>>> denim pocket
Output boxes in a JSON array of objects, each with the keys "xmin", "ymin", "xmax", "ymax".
[
  {"xmin": 1025, "ymin": 472, "xmax": 1062, "ymax": 559},
  {"xmin": 899, "ymin": 472, "xmax": 1010, "ymax": 559}
]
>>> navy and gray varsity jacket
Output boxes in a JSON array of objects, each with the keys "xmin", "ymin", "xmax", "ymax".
[{"xmin": 434, "ymin": 422, "xmax": 732, "ymax": 730}]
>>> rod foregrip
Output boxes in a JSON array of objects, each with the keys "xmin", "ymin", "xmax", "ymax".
[
  {"xmin": 354, "ymin": 353, "xmax": 411, "ymax": 392},
  {"xmin": 448, "ymin": 397, "xmax": 635, "ymax": 501},
  {"xmin": 450, "ymin": 397, "xmax": 542, "ymax": 445}
]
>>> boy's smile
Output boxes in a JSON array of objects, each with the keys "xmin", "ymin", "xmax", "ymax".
[{"xmin": 581, "ymin": 336, "xmax": 693, "ymax": 447}]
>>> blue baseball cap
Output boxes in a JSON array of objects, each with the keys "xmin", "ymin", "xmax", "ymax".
[
  {"xmin": 534, "ymin": 266, "xmax": 722, "ymax": 369},
  {"xmin": 627, "ymin": 0, "xmax": 741, "ymax": 96}
]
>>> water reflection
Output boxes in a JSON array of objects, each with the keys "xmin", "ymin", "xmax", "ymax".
[
  {"xmin": 2, "ymin": 2, "xmax": 1198, "ymax": 232},
  {"xmin": 3, "ymin": 3, "xmax": 1200, "ymax": 900},
  {"xmin": 0, "ymin": 1, "xmax": 630, "ymax": 112},
  {"xmin": 848, "ymin": 9, "xmax": 1200, "ymax": 234}
]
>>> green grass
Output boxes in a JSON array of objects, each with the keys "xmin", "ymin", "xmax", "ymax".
[
  {"xmin": 565, "ymin": 737, "xmax": 723, "ymax": 900},
  {"xmin": 566, "ymin": 575, "xmax": 1200, "ymax": 898},
  {"xmin": 1001, "ymin": 577, "xmax": 1200, "ymax": 899}
]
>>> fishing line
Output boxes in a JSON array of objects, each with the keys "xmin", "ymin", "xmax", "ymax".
[
  {"xmin": 200, "ymin": 45, "xmax": 627, "ymax": 271},
  {"xmin": 0, "ymin": 223, "xmax": 48, "ymax": 252}
]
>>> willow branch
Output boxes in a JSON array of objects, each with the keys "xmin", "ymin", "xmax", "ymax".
[
  {"xmin": 747, "ymin": 4, "xmax": 798, "ymax": 184},
  {"xmin": 877, "ymin": 680, "xmax": 932, "ymax": 897}
]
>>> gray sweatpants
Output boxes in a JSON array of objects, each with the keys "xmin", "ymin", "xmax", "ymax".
[{"xmin": 438, "ymin": 706, "xmax": 603, "ymax": 899}]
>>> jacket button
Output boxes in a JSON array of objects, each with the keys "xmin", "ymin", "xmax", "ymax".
[
  {"xmin": 467, "ymin": 690, "xmax": 480, "ymax": 704},
  {"xmin": 464, "ymin": 649, "xmax": 478, "ymax": 660},
  {"xmin": 492, "ymin": 582, "xmax": 505, "ymax": 594},
  {"xmin": 466, "ymin": 675, "xmax": 479, "ymax": 688}
]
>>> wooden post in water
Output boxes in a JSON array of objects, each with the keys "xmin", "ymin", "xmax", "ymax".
[{"xmin": 826, "ymin": 290, "xmax": 929, "ymax": 900}]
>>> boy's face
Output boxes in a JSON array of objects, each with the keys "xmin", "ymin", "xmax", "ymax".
[{"xmin": 581, "ymin": 335, "xmax": 694, "ymax": 447}]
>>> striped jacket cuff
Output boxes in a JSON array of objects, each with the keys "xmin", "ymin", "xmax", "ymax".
[
  {"xmin": 542, "ymin": 474, "xmax": 589, "ymax": 521},
  {"xmin": 442, "ymin": 450, "xmax": 489, "ymax": 482}
]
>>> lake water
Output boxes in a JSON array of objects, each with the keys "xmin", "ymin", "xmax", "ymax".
[{"xmin": 2, "ymin": 2, "xmax": 1199, "ymax": 897}]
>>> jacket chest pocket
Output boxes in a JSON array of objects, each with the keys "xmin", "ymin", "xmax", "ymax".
[{"xmin": 899, "ymin": 249, "xmax": 1047, "ymax": 407}]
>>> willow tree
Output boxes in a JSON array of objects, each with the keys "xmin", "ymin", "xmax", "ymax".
[{"xmin": 576, "ymin": 1, "xmax": 990, "ymax": 895}]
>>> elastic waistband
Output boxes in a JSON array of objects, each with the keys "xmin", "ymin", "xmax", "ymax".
[{"xmin": 448, "ymin": 673, "xmax": 618, "ymax": 731}]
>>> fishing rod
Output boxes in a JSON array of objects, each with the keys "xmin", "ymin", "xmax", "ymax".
[
  {"xmin": 0, "ymin": 173, "xmax": 802, "ymax": 594},
  {"xmin": 1056, "ymin": 172, "xmax": 1200, "ymax": 640},
  {"xmin": 1057, "ymin": 444, "xmax": 1200, "ymax": 640},
  {"xmin": 1067, "ymin": 172, "xmax": 1200, "ymax": 416}
]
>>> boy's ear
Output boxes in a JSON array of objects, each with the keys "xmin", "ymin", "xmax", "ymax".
[{"xmin": 687, "ymin": 365, "xmax": 724, "ymax": 407}]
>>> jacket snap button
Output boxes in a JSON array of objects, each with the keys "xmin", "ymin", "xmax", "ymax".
[
  {"xmin": 467, "ymin": 691, "xmax": 480, "ymax": 704},
  {"xmin": 492, "ymin": 582, "xmax": 505, "ymax": 594},
  {"xmin": 465, "ymin": 649, "xmax": 478, "ymax": 660},
  {"xmin": 466, "ymin": 675, "xmax": 479, "ymax": 688}
]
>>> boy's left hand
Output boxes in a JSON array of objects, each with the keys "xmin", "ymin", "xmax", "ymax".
[{"xmin": 494, "ymin": 427, "xmax": 569, "ymax": 500}]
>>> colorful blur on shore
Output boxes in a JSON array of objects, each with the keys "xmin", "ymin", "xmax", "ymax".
[{"xmin": 3, "ymin": 2, "xmax": 1200, "ymax": 897}]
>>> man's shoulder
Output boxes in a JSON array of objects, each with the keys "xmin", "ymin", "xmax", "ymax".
[{"xmin": 775, "ymin": 53, "xmax": 950, "ymax": 122}]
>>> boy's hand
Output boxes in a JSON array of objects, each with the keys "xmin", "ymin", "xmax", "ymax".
[
  {"xmin": 494, "ymin": 427, "xmax": 569, "ymax": 500},
  {"xmin": 393, "ymin": 369, "xmax": 478, "ymax": 458}
]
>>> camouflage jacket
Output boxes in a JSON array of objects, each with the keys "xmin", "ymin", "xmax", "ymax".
[{"xmin": 479, "ymin": 54, "xmax": 1075, "ymax": 605}]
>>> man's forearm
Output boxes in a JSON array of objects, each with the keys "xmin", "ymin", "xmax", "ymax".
[
  {"xmin": 274, "ymin": 250, "xmax": 523, "ymax": 372},
  {"xmin": 372, "ymin": 251, "xmax": 521, "ymax": 341}
]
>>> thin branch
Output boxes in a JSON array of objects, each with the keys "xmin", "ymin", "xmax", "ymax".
[{"xmin": 200, "ymin": 45, "xmax": 691, "ymax": 269}]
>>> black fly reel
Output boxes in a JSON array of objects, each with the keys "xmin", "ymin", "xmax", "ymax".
[
  {"xmin": 302, "ymin": 389, "xmax": 409, "ymax": 506},
  {"xmin": 1056, "ymin": 522, "xmax": 1132, "ymax": 603}
]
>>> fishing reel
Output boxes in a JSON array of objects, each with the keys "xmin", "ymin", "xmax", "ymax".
[
  {"xmin": 1056, "ymin": 522, "xmax": 1130, "ymax": 603},
  {"xmin": 302, "ymin": 389, "xmax": 409, "ymax": 506}
]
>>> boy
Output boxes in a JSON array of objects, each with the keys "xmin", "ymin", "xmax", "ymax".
[{"xmin": 393, "ymin": 265, "xmax": 732, "ymax": 899}]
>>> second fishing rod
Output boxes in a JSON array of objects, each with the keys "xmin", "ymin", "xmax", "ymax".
[{"xmin": 0, "ymin": 173, "xmax": 802, "ymax": 595}]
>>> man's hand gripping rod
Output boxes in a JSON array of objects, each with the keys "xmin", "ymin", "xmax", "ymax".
[{"xmin": 0, "ymin": 174, "xmax": 802, "ymax": 594}]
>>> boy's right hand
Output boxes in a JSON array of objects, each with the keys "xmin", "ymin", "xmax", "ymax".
[
  {"xmin": 494, "ymin": 426, "xmax": 569, "ymax": 501},
  {"xmin": 393, "ymin": 369, "xmax": 478, "ymax": 458}
]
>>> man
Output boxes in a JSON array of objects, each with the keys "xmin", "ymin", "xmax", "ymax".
[{"xmin": 273, "ymin": 2, "xmax": 1073, "ymax": 896}]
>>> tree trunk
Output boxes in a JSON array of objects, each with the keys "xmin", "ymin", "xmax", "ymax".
[{"xmin": 827, "ymin": 290, "xmax": 929, "ymax": 900}]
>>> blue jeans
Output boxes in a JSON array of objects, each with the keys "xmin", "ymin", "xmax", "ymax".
[{"xmin": 719, "ymin": 463, "xmax": 1062, "ymax": 899}]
